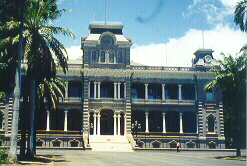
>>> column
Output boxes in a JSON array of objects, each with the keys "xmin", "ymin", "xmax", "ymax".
[
  {"xmin": 93, "ymin": 113, "xmax": 97, "ymax": 135},
  {"xmin": 118, "ymin": 83, "xmax": 121, "ymax": 99},
  {"xmin": 162, "ymin": 112, "xmax": 166, "ymax": 133},
  {"xmin": 88, "ymin": 82, "xmax": 91, "ymax": 98},
  {"xmin": 64, "ymin": 110, "xmax": 68, "ymax": 131},
  {"xmin": 124, "ymin": 115, "xmax": 126, "ymax": 136},
  {"xmin": 114, "ymin": 83, "xmax": 117, "ymax": 99},
  {"xmin": 117, "ymin": 114, "xmax": 121, "ymax": 135},
  {"xmin": 98, "ymin": 82, "xmax": 101, "ymax": 98},
  {"xmin": 145, "ymin": 83, "xmax": 148, "ymax": 100},
  {"xmin": 97, "ymin": 113, "xmax": 100, "ymax": 135},
  {"xmin": 178, "ymin": 84, "xmax": 182, "ymax": 101},
  {"xmin": 113, "ymin": 113, "xmax": 117, "ymax": 135},
  {"xmin": 65, "ymin": 81, "xmax": 68, "ymax": 98},
  {"xmin": 145, "ymin": 111, "xmax": 149, "ymax": 132},
  {"xmin": 179, "ymin": 112, "xmax": 183, "ymax": 133},
  {"xmin": 124, "ymin": 83, "xmax": 126, "ymax": 99},
  {"xmin": 46, "ymin": 110, "xmax": 50, "ymax": 131},
  {"xmin": 94, "ymin": 82, "xmax": 97, "ymax": 98},
  {"xmin": 196, "ymin": 113, "xmax": 198, "ymax": 134},
  {"xmin": 162, "ymin": 84, "xmax": 165, "ymax": 100}
]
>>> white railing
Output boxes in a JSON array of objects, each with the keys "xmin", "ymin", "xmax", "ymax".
[
  {"xmin": 59, "ymin": 97, "xmax": 82, "ymax": 102},
  {"xmin": 131, "ymin": 66, "xmax": 193, "ymax": 71},
  {"xmin": 131, "ymin": 98, "xmax": 195, "ymax": 105}
]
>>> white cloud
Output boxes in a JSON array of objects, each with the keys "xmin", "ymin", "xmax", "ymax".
[
  {"xmin": 66, "ymin": 46, "xmax": 82, "ymax": 59},
  {"xmin": 220, "ymin": 0, "xmax": 239, "ymax": 7},
  {"xmin": 187, "ymin": 0, "xmax": 239, "ymax": 25},
  {"xmin": 131, "ymin": 25, "xmax": 247, "ymax": 67}
]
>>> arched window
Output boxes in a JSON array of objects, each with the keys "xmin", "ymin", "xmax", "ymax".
[
  {"xmin": 208, "ymin": 115, "xmax": 215, "ymax": 133},
  {"xmin": 91, "ymin": 50, "xmax": 97, "ymax": 63},
  {"xmin": 117, "ymin": 52, "xmax": 123, "ymax": 63},
  {"xmin": 100, "ymin": 51, "xmax": 105, "ymax": 63},
  {"xmin": 109, "ymin": 52, "xmax": 115, "ymax": 63}
]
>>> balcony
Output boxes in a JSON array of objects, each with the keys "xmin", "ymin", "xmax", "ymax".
[{"xmin": 131, "ymin": 99, "xmax": 195, "ymax": 105}]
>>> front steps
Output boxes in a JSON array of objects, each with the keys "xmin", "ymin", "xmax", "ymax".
[{"xmin": 89, "ymin": 135, "xmax": 133, "ymax": 152}]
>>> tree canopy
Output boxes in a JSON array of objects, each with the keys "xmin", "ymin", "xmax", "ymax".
[{"xmin": 205, "ymin": 52, "xmax": 246, "ymax": 156}]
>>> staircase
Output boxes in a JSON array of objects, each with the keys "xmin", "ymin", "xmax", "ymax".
[{"xmin": 89, "ymin": 135, "xmax": 133, "ymax": 152}]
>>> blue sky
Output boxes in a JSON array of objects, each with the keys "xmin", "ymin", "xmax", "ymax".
[{"xmin": 55, "ymin": 0, "xmax": 247, "ymax": 67}]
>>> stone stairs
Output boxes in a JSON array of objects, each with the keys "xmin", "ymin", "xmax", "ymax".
[{"xmin": 89, "ymin": 135, "xmax": 133, "ymax": 152}]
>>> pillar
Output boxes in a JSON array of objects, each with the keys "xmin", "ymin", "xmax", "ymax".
[
  {"xmin": 162, "ymin": 112, "xmax": 166, "ymax": 133},
  {"xmin": 179, "ymin": 112, "xmax": 183, "ymax": 133},
  {"xmin": 118, "ymin": 83, "xmax": 121, "ymax": 99},
  {"xmin": 93, "ymin": 113, "xmax": 97, "ymax": 135},
  {"xmin": 94, "ymin": 82, "xmax": 97, "ymax": 98},
  {"xmin": 145, "ymin": 111, "xmax": 149, "ymax": 132},
  {"xmin": 196, "ymin": 113, "xmax": 198, "ymax": 134},
  {"xmin": 162, "ymin": 84, "xmax": 165, "ymax": 100},
  {"xmin": 145, "ymin": 83, "xmax": 148, "ymax": 100},
  {"xmin": 114, "ymin": 113, "xmax": 117, "ymax": 135},
  {"xmin": 64, "ymin": 110, "xmax": 68, "ymax": 131},
  {"xmin": 97, "ymin": 113, "xmax": 100, "ymax": 135},
  {"xmin": 124, "ymin": 83, "xmax": 126, "ymax": 99},
  {"xmin": 88, "ymin": 82, "xmax": 91, "ymax": 98},
  {"xmin": 117, "ymin": 114, "xmax": 121, "ymax": 135},
  {"xmin": 124, "ymin": 115, "xmax": 126, "ymax": 136},
  {"xmin": 65, "ymin": 81, "xmax": 68, "ymax": 98},
  {"xmin": 178, "ymin": 84, "xmax": 182, "ymax": 101},
  {"xmin": 98, "ymin": 82, "xmax": 101, "ymax": 98},
  {"xmin": 114, "ymin": 83, "xmax": 117, "ymax": 99},
  {"xmin": 46, "ymin": 110, "xmax": 50, "ymax": 131}
]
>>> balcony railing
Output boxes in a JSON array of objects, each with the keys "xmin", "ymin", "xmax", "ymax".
[
  {"xmin": 89, "ymin": 98, "xmax": 126, "ymax": 103},
  {"xmin": 59, "ymin": 97, "xmax": 82, "ymax": 102},
  {"xmin": 131, "ymin": 66, "xmax": 194, "ymax": 71},
  {"xmin": 132, "ymin": 99, "xmax": 195, "ymax": 105}
]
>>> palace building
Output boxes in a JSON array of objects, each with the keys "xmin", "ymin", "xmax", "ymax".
[{"xmin": 0, "ymin": 21, "xmax": 225, "ymax": 151}]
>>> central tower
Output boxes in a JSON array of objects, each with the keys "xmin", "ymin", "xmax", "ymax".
[{"xmin": 81, "ymin": 21, "xmax": 132, "ymax": 69}]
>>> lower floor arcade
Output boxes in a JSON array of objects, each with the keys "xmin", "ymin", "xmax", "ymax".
[{"xmin": 35, "ymin": 108, "xmax": 200, "ymax": 136}]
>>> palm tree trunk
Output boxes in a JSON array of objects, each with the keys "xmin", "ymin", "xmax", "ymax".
[
  {"xmin": 9, "ymin": 0, "xmax": 25, "ymax": 161},
  {"xmin": 20, "ymin": 76, "xmax": 28, "ymax": 160},
  {"xmin": 26, "ymin": 79, "xmax": 36, "ymax": 160}
]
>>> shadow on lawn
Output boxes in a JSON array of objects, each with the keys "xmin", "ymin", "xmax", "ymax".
[{"xmin": 215, "ymin": 155, "xmax": 246, "ymax": 161}]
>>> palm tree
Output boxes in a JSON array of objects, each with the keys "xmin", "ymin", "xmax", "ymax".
[
  {"xmin": 1, "ymin": 0, "xmax": 74, "ymax": 160},
  {"xmin": 205, "ymin": 53, "xmax": 246, "ymax": 157},
  {"xmin": 235, "ymin": 0, "xmax": 247, "ymax": 32},
  {"xmin": 235, "ymin": 0, "xmax": 247, "ymax": 52}
]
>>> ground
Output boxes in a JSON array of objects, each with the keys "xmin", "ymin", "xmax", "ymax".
[{"xmin": 2, "ymin": 149, "xmax": 246, "ymax": 166}]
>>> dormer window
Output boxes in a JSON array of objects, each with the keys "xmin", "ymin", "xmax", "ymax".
[
  {"xmin": 91, "ymin": 50, "xmax": 97, "ymax": 63},
  {"xmin": 117, "ymin": 51, "xmax": 123, "ymax": 63}
]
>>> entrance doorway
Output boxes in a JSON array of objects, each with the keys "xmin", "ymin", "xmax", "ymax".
[{"xmin": 100, "ymin": 109, "xmax": 114, "ymax": 135}]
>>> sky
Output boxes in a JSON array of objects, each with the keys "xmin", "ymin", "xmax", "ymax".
[{"xmin": 55, "ymin": 0, "xmax": 247, "ymax": 67}]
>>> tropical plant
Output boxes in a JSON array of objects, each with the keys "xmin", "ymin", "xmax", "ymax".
[
  {"xmin": 0, "ymin": 0, "xmax": 74, "ymax": 161},
  {"xmin": 205, "ymin": 53, "xmax": 246, "ymax": 156},
  {"xmin": 235, "ymin": 0, "xmax": 247, "ymax": 32}
]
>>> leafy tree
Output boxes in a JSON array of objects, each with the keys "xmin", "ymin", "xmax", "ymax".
[{"xmin": 205, "ymin": 53, "xmax": 246, "ymax": 156}]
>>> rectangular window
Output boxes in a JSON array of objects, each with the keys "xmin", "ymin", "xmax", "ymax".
[
  {"xmin": 206, "ymin": 89, "xmax": 213, "ymax": 100},
  {"xmin": 109, "ymin": 52, "xmax": 114, "ymax": 63},
  {"xmin": 92, "ymin": 51, "xmax": 96, "ymax": 63}
]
